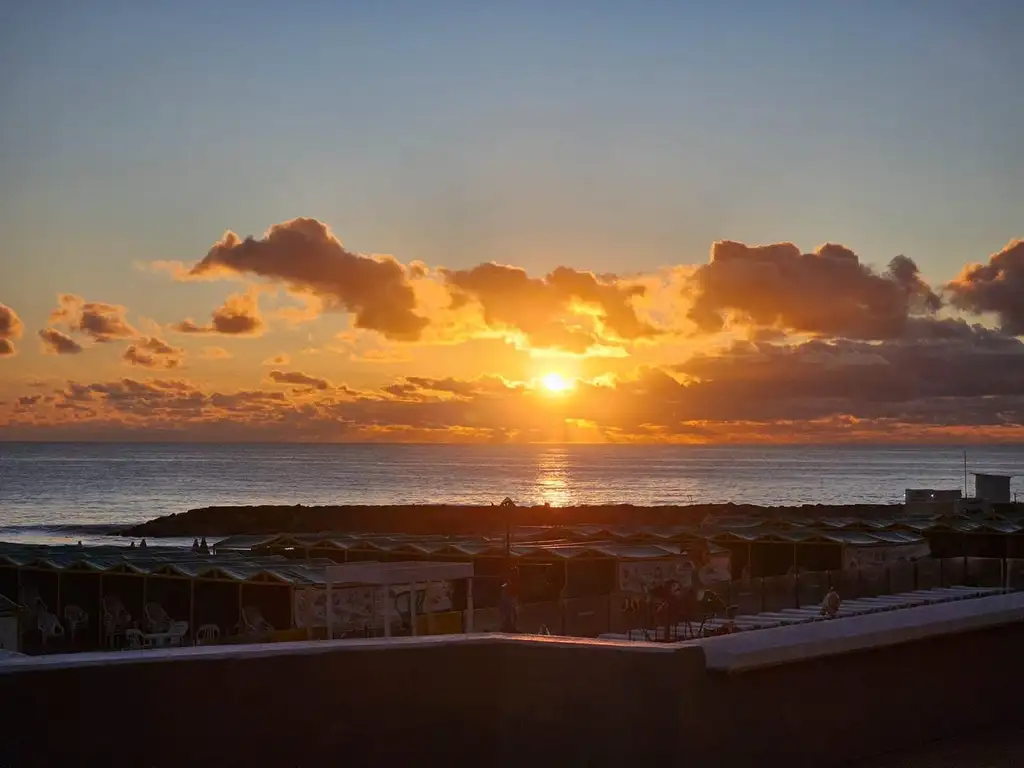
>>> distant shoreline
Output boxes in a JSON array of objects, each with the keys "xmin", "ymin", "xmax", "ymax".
[{"xmin": 122, "ymin": 502, "xmax": 907, "ymax": 538}]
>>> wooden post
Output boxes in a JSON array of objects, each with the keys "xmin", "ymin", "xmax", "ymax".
[
  {"xmin": 326, "ymin": 582, "xmax": 334, "ymax": 641},
  {"xmin": 409, "ymin": 582, "xmax": 417, "ymax": 636},
  {"xmin": 237, "ymin": 583, "xmax": 244, "ymax": 635},
  {"xmin": 465, "ymin": 576, "xmax": 474, "ymax": 633},
  {"xmin": 562, "ymin": 559, "xmax": 569, "ymax": 635},
  {"xmin": 188, "ymin": 579, "xmax": 195, "ymax": 646},
  {"xmin": 98, "ymin": 573, "xmax": 104, "ymax": 648}
]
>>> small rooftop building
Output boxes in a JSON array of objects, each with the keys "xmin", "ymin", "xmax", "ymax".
[
  {"xmin": 972, "ymin": 473, "xmax": 1014, "ymax": 504},
  {"xmin": 905, "ymin": 489, "xmax": 962, "ymax": 515},
  {"xmin": 905, "ymin": 489, "xmax": 962, "ymax": 505}
]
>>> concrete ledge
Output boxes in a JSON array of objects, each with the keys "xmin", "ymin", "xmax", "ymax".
[
  {"xmin": 2, "ymin": 609, "xmax": 1023, "ymax": 766},
  {"xmin": 0, "ymin": 630, "xmax": 676, "ymax": 673},
  {"xmin": 695, "ymin": 591, "xmax": 1024, "ymax": 672}
]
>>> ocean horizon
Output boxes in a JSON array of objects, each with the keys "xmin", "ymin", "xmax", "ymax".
[{"xmin": 0, "ymin": 442, "xmax": 1021, "ymax": 547}]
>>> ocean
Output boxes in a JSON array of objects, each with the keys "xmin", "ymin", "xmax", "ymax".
[{"xmin": 0, "ymin": 442, "xmax": 1021, "ymax": 546}]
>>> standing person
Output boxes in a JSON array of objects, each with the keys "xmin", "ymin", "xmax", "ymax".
[
  {"xmin": 499, "ymin": 582, "xmax": 518, "ymax": 633},
  {"xmin": 821, "ymin": 587, "xmax": 841, "ymax": 619}
]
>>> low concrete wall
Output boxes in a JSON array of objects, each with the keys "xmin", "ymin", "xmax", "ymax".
[{"xmin": 2, "ymin": 598, "xmax": 1022, "ymax": 767}]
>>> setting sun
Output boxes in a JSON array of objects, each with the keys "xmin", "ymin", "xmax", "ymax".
[{"xmin": 541, "ymin": 372, "xmax": 573, "ymax": 393}]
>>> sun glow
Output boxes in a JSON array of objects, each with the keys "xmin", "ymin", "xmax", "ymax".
[{"xmin": 541, "ymin": 372, "xmax": 573, "ymax": 393}]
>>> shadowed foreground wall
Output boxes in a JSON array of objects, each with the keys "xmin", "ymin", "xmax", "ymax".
[{"xmin": 1, "ymin": 626, "xmax": 1022, "ymax": 767}]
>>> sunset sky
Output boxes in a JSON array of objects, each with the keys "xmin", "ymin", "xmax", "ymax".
[{"xmin": 2, "ymin": 1, "xmax": 1022, "ymax": 443}]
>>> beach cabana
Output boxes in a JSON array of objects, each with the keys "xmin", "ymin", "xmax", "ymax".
[{"xmin": 292, "ymin": 560, "xmax": 475, "ymax": 639}]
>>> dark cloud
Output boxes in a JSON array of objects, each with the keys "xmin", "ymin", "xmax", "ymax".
[
  {"xmin": 687, "ymin": 241, "xmax": 941, "ymax": 339},
  {"xmin": 123, "ymin": 337, "xmax": 184, "ymax": 369},
  {"xmin": 6, "ymin": 341, "xmax": 1022, "ymax": 442},
  {"xmin": 267, "ymin": 370, "xmax": 330, "ymax": 390},
  {"xmin": 946, "ymin": 239, "xmax": 1024, "ymax": 335},
  {"xmin": 0, "ymin": 302, "xmax": 24, "ymax": 356},
  {"xmin": 441, "ymin": 263, "xmax": 657, "ymax": 353},
  {"xmin": 670, "ymin": 320, "xmax": 1024, "ymax": 422},
  {"xmin": 38, "ymin": 328, "xmax": 84, "ymax": 355},
  {"xmin": 49, "ymin": 294, "xmax": 137, "ymax": 342},
  {"xmin": 188, "ymin": 218, "xmax": 426, "ymax": 340},
  {"xmin": 403, "ymin": 375, "xmax": 511, "ymax": 398},
  {"xmin": 172, "ymin": 291, "xmax": 264, "ymax": 336}
]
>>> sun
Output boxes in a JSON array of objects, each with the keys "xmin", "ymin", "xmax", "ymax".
[{"xmin": 541, "ymin": 372, "xmax": 573, "ymax": 393}]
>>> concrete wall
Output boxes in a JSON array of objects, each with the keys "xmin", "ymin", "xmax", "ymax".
[{"xmin": 2, "ymin": 612, "xmax": 1022, "ymax": 767}]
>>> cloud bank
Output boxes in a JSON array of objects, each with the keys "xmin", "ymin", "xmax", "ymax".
[{"xmin": 3, "ymin": 219, "xmax": 1021, "ymax": 442}]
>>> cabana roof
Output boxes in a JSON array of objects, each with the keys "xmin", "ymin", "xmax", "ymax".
[
  {"xmin": 706, "ymin": 529, "xmax": 928, "ymax": 547},
  {"xmin": 0, "ymin": 594, "xmax": 20, "ymax": 614},
  {"xmin": 0, "ymin": 543, "xmax": 337, "ymax": 586},
  {"xmin": 219, "ymin": 531, "xmax": 700, "ymax": 561},
  {"xmin": 700, "ymin": 514, "xmax": 1024, "ymax": 536}
]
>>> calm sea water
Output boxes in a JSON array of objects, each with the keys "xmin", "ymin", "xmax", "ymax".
[{"xmin": 0, "ymin": 442, "xmax": 1021, "ymax": 546}]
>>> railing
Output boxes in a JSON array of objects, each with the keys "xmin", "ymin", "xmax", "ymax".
[
  {"xmin": 698, "ymin": 556, "xmax": 1017, "ymax": 617},
  {"xmin": 464, "ymin": 556, "xmax": 1024, "ymax": 638}
]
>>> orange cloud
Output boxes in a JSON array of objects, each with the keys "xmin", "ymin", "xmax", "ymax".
[
  {"xmin": 123, "ymin": 337, "xmax": 184, "ymax": 369},
  {"xmin": 0, "ymin": 302, "xmax": 24, "ymax": 357},
  {"xmin": 441, "ymin": 263, "xmax": 659, "ymax": 354},
  {"xmin": 172, "ymin": 290, "xmax": 264, "ymax": 336},
  {"xmin": 267, "ymin": 369, "xmax": 330, "ymax": 390},
  {"xmin": 946, "ymin": 239, "xmax": 1024, "ymax": 335},
  {"xmin": 38, "ymin": 328, "xmax": 83, "ymax": 355},
  {"xmin": 201, "ymin": 346, "xmax": 233, "ymax": 360},
  {"xmin": 687, "ymin": 241, "xmax": 940, "ymax": 339},
  {"xmin": 187, "ymin": 218, "xmax": 427, "ymax": 340},
  {"xmin": 49, "ymin": 294, "xmax": 138, "ymax": 342},
  {"xmin": 262, "ymin": 353, "xmax": 290, "ymax": 366}
]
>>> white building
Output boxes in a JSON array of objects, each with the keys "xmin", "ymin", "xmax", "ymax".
[{"xmin": 972, "ymin": 473, "xmax": 1014, "ymax": 504}]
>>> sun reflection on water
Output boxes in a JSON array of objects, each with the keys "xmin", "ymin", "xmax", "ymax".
[{"xmin": 534, "ymin": 447, "xmax": 574, "ymax": 506}]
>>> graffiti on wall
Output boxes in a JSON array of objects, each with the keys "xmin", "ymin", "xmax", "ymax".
[
  {"xmin": 842, "ymin": 542, "xmax": 931, "ymax": 570},
  {"xmin": 294, "ymin": 581, "xmax": 454, "ymax": 630},
  {"xmin": 617, "ymin": 558, "xmax": 693, "ymax": 595}
]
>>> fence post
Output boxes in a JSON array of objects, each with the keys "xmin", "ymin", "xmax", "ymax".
[{"xmin": 759, "ymin": 578, "xmax": 765, "ymax": 613}]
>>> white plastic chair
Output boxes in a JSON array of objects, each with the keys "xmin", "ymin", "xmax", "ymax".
[
  {"xmin": 124, "ymin": 628, "xmax": 150, "ymax": 650},
  {"xmin": 145, "ymin": 602, "xmax": 172, "ymax": 633},
  {"xmin": 196, "ymin": 624, "xmax": 220, "ymax": 646},
  {"xmin": 64, "ymin": 605, "xmax": 88, "ymax": 643},
  {"xmin": 168, "ymin": 621, "xmax": 189, "ymax": 647},
  {"xmin": 38, "ymin": 611, "xmax": 65, "ymax": 646},
  {"xmin": 240, "ymin": 606, "xmax": 274, "ymax": 635}
]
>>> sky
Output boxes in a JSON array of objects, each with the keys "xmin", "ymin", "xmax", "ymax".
[{"xmin": 1, "ymin": 0, "xmax": 1022, "ymax": 443}]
